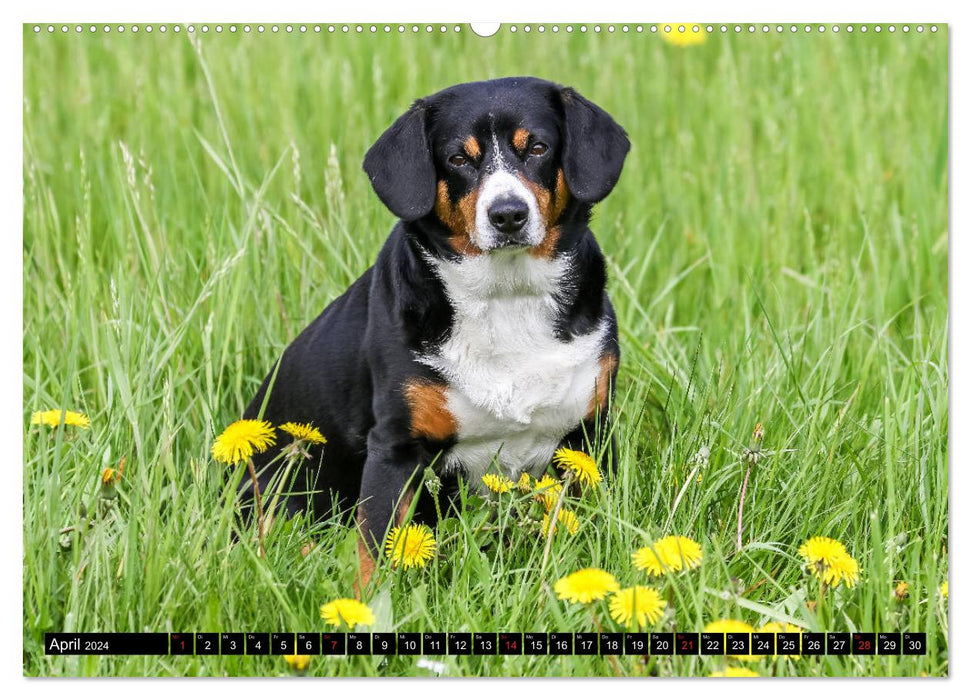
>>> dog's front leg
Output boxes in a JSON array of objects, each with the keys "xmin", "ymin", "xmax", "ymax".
[{"xmin": 354, "ymin": 437, "xmax": 425, "ymax": 593}]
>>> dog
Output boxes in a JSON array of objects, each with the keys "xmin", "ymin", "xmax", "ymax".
[{"xmin": 241, "ymin": 76, "xmax": 629, "ymax": 586}]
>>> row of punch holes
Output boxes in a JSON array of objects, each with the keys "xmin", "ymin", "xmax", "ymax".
[{"xmin": 32, "ymin": 24, "xmax": 940, "ymax": 36}]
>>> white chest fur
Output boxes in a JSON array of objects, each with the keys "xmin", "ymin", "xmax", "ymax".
[{"xmin": 419, "ymin": 251, "xmax": 607, "ymax": 484}]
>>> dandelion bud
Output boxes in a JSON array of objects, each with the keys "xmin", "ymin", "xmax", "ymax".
[
  {"xmin": 744, "ymin": 424, "xmax": 765, "ymax": 464},
  {"xmin": 752, "ymin": 422, "xmax": 764, "ymax": 446},
  {"xmin": 99, "ymin": 466, "xmax": 121, "ymax": 500},
  {"xmin": 423, "ymin": 466, "xmax": 441, "ymax": 498}
]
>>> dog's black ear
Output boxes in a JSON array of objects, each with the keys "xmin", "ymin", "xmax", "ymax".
[
  {"xmin": 363, "ymin": 101, "xmax": 436, "ymax": 221},
  {"xmin": 558, "ymin": 87, "xmax": 630, "ymax": 203}
]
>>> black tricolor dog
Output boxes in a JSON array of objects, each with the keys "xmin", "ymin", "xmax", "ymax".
[{"xmin": 241, "ymin": 77, "xmax": 629, "ymax": 585}]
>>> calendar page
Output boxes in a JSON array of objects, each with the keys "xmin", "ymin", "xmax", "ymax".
[{"xmin": 22, "ymin": 21, "xmax": 948, "ymax": 679}]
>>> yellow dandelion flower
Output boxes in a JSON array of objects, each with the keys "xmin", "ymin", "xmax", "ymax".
[
  {"xmin": 632, "ymin": 547, "xmax": 665, "ymax": 576},
  {"xmin": 661, "ymin": 24, "xmax": 707, "ymax": 46},
  {"xmin": 384, "ymin": 523, "xmax": 437, "ymax": 569},
  {"xmin": 31, "ymin": 409, "xmax": 90, "ymax": 429},
  {"xmin": 710, "ymin": 667, "xmax": 759, "ymax": 677},
  {"xmin": 284, "ymin": 654, "xmax": 311, "ymax": 672},
  {"xmin": 279, "ymin": 422, "xmax": 327, "ymax": 445},
  {"xmin": 632, "ymin": 535, "xmax": 703, "ymax": 576},
  {"xmin": 608, "ymin": 586, "xmax": 666, "ymax": 629},
  {"xmin": 759, "ymin": 621, "xmax": 802, "ymax": 634},
  {"xmin": 482, "ymin": 473, "xmax": 515, "ymax": 494},
  {"xmin": 704, "ymin": 619, "xmax": 761, "ymax": 661},
  {"xmin": 100, "ymin": 467, "xmax": 121, "ymax": 485},
  {"xmin": 827, "ymin": 555, "xmax": 860, "ymax": 587},
  {"xmin": 541, "ymin": 508, "xmax": 580, "ymax": 537},
  {"xmin": 533, "ymin": 475, "xmax": 564, "ymax": 511},
  {"xmin": 893, "ymin": 581, "xmax": 910, "ymax": 601},
  {"xmin": 940, "ymin": 580, "xmax": 948, "ymax": 599},
  {"xmin": 798, "ymin": 535, "xmax": 850, "ymax": 566},
  {"xmin": 553, "ymin": 447, "xmax": 602, "ymax": 486},
  {"xmin": 554, "ymin": 568, "xmax": 620, "ymax": 604},
  {"xmin": 516, "ymin": 472, "xmax": 533, "ymax": 493},
  {"xmin": 211, "ymin": 419, "xmax": 276, "ymax": 464},
  {"xmin": 704, "ymin": 619, "xmax": 754, "ymax": 635},
  {"xmin": 319, "ymin": 598, "xmax": 375, "ymax": 628},
  {"xmin": 798, "ymin": 536, "xmax": 860, "ymax": 588}
]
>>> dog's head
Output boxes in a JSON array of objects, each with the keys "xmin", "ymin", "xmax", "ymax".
[{"xmin": 363, "ymin": 77, "xmax": 629, "ymax": 257}]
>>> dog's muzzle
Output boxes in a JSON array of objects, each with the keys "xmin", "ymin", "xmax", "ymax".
[
  {"xmin": 475, "ymin": 170, "xmax": 543, "ymax": 250},
  {"xmin": 487, "ymin": 196, "xmax": 530, "ymax": 247}
]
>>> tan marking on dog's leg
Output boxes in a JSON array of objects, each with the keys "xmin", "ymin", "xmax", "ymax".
[
  {"xmin": 587, "ymin": 353, "xmax": 619, "ymax": 420},
  {"xmin": 404, "ymin": 380, "xmax": 458, "ymax": 441},
  {"xmin": 396, "ymin": 487, "xmax": 416, "ymax": 526},
  {"xmin": 354, "ymin": 509, "xmax": 376, "ymax": 597}
]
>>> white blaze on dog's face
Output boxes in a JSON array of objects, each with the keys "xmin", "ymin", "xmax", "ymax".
[
  {"xmin": 472, "ymin": 166, "xmax": 545, "ymax": 251},
  {"xmin": 416, "ymin": 84, "xmax": 573, "ymax": 260},
  {"xmin": 362, "ymin": 77, "xmax": 630, "ymax": 262},
  {"xmin": 429, "ymin": 125, "xmax": 567, "ymax": 259},
  {"xmin": 425, "ymin": 121, "xmax": 567, "ymax": 259}
]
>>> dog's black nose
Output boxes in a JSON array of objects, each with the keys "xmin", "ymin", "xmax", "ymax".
[{"xmin": 488, "ymin": 198, "xmax": 529, "ymax": 235}]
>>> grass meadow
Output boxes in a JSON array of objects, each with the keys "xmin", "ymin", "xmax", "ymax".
[{"xmin": 22, "ymin": 24, "xmax": 948, "ymax": 677}]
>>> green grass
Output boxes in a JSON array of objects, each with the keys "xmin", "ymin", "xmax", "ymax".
[{"xmin": 22, "ymin": 25, "xmax": 948, "ymax": 677}]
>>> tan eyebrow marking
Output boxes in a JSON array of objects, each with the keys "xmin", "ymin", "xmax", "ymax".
[
  {"xmin": 512, "ymin": 128, "xmax": 530, "ymax": 153},
  {"xmin": 463, "ymin": 136, "xmax": 481, "ymax": 160}
]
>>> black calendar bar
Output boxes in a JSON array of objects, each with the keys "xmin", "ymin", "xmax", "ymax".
[
  {"xmin": 45, "ymin": 633, "xmax": 169, "ymax": 655},
  {"xmin": 41, "ymin": 631, "xmax": 927, "ymax": 656}
]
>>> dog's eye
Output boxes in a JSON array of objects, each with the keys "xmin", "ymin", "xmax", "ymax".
[
  {"xmin": 448, "ymin": 154, "xmax": 469, "ymax": 167},
  {"xmin": 529, "ymin": 142, "xmax": 549, "ymax": 157}
]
